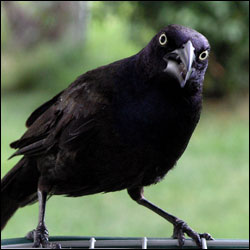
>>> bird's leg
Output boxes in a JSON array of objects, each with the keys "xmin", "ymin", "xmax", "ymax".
[
  {"xmin": 26, "ymin": 189, "xmax": 61, "ymax": 249},
  {"xmin": 127, "ymin": 187, "xmax": 213, "ymax": 249}
]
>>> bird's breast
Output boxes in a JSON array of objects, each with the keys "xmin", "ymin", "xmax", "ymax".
[{"xmin": 113, "ymin": 91, "xmax": 201, "ymax": 151}]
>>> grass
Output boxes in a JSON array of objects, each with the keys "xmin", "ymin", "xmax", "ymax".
[{"xmin": 1, "ymin": 91, "xmax": 249, "ymax": 240}]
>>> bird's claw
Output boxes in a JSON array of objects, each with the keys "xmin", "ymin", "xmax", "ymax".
[
  {"xmin": 172, "ymin": 219, "xmax": 213, "ymax": 248},
  {"xmin": 26, "ymin": 226, "xmax": 61, "ymax": 249},
  {"xmin": 199, "ymin": 232, "xmax": 214, "ymax": 241}
]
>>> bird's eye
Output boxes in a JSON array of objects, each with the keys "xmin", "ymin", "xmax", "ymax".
[
  {"xmin": 199, "ymin": 50, "xmax": 209, "ymax": 61},
  {"xmin": 159, "ymin": 33, "xmax": 167, "ymax": 46}
]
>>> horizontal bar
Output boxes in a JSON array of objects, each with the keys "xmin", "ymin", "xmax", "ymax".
[{"xmin": 1, "ymin": 237, "xmax": 249, "ymax": 249}]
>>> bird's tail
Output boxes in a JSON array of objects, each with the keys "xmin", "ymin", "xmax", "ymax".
[{"xmin": 1, "ymin": 157, "xmax": 39, "ymax": 231}]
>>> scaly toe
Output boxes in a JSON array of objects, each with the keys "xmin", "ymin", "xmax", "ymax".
[
  {"xmin": 177, "ymin": 230, "xmax": 186, "ymax": 248},
  {"xmin": 26, "ymin": 226, "xmax": 61, "ymax": 248},
  {"xmin": 199, "ymin": 232, "xmax": 214, "ymax": 240},
  {"xmin": 172, "ymin": 219, "xmax": 187, "ymax": 248},
  {"xmin": 26, "ymin": 229, "xmax": 35, "ymax": 240}
]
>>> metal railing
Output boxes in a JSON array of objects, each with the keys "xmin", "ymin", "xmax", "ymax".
[{"xmin": 1, "ymin": 236, "xmax": 249, "ymax": 249}]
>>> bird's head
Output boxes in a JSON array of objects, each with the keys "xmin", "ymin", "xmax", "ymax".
[{"xmin": 139, "ymin": 24, "xmax": 210, "ymax": 91}]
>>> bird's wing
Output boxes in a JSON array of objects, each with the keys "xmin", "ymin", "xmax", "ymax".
[
  {"xmin": 25, "ymin": 91, "xmax": 64, "ymax": 128},
  {"xmin": 9, "ymin": 76, "xmax": 110, "ymax": 158}
]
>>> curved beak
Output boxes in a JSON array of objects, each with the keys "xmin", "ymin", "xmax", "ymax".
[{"xmin": 163, "ymin": 40, "xmax": 195, "ymax": 88}]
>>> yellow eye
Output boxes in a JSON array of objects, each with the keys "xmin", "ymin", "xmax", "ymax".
[
  {"xmin": 159, "ymin": 33, "xmax": 167, "ymax": 45},
  {"xmin": 199, "ymin": 50, "xmax": 209, "ymax": 61}
]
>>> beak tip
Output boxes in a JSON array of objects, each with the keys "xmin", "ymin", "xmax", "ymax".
[{"xmin": 180, "ymin": 80, "xmax": 186, "ymax": 88}]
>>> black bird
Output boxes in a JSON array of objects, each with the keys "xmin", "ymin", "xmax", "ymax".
[{"xmin": 2, "ymin": 24, "xmax": 213, "ymax": 248}]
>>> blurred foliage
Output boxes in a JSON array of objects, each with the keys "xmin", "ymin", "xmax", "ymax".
[
  {"xmin": 1, "ymin": 2, "xmax": 249, "ymax": 240},
  {"xmin": 1, "ymin": 1, "xmax": 249, "ymax": 98},
  {"xmin": 92, "ymin": 1, "xmax": 249, "ymax": 98},
  {"xmin": 1, "ymin": 1, "xmax": 89, "ymax": 92}
]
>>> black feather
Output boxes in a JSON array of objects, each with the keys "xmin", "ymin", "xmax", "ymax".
[{"xmin": 2, "ymin": 25, "xmax": 211, "ymax": 246}]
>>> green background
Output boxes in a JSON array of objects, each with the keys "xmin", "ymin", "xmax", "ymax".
[{"xmin": 1, "ymin": 1, "xmax": 249, "ymax": 240}]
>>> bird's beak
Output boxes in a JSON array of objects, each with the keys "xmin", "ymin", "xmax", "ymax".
[{"xmin": 163, "ymin": 40, "xmax": 195, "ymax": 88}]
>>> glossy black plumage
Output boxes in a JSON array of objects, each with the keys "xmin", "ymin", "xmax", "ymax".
[{"xmin": 1, "ymin": 25, "xmax": 212, "ymax": 248}]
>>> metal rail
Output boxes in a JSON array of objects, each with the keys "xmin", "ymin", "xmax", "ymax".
[{"xmin": 1, "ymin": 236, "xmax": 249, "ymax": 249}]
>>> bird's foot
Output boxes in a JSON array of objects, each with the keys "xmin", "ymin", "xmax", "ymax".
[
  {"xmin": 26, "ymin": 225, "xmax": 61, "ymax": 249},
  {"xmin": 172, "ymin": 219, "xmax": 214, "ymax": 248}
]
